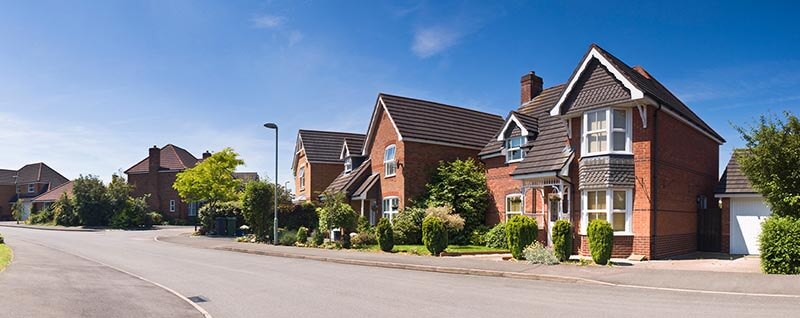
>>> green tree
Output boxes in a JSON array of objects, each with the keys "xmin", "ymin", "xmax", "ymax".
[
  {"xmin": 241, "ymin": 180, "xmax": 273, "ymax": 241},
  {"xmin": 425, "ymin": 158, "xmax": 489, "ymax": 243},
  {"xmin": 110, "ymin": 196, "xmax": 149, "ymax": 229},
  {"xmin": 107, "ymin": 174, "xmax": 133, "ymax": 216},
  {"xmin": 11, "ymin": 200, "xmax": 23, "ymax": 224},
  {"xmin": 73, "ymin": 175, "xmax": 111, "ymax": 226},
  {"xmin": 317, "ymin": 191, "xmax": 358, "ymax": 233},
  {"xmin": 53, "ymin": 193, "xmax": 80, "ymax": 226},
  {"xmin": 735, "ymin": 111, "xmax": 800, "ymax": 218},
  {"xmin": 174, "ymin": 148, "xmax": 244, "ymax": 208}
]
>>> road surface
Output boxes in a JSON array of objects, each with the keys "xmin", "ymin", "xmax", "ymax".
[{"xmin": 0, "ymin": 226, "xmax": 796, "ymax": 318}]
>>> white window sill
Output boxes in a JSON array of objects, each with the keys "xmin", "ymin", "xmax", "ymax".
[
  {"xmin": 384, "ymin": 174, "xmax": 396, "ymax": 179},
  {"xmin": 581, "ymin": 151, "xmax": 633, "ymax": 158},
  {"xmin": 505, "ymin": 159, "xmax": 524, "ymax": 164}
]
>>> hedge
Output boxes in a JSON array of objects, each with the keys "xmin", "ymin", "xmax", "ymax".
[
  {"xmin": 506, "ymin": 215, "xmax": 538, "ymax": 260},
  {"xmin": 376, "ymin": 218, "xmax": 394, "ymax": 252},
  {"xmin": 422, "ymin": 215, "xmax": 448, "ymax": 256},
  {"xmin": 551, "ymin": 219, "xmax": 573, "ymax": 262},
  {"xmin": 588, "ymin": 219, "xmax": 613, "ymax": 265},
  {"xmin": 760, "ymin": 216, "xmax": 800, "ymax": 274}
]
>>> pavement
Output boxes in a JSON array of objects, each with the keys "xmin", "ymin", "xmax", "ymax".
[
  {"xmin": 1, "ymin": 226, "xmax": 799, "ymax": 318},
  {"xmin": 159, "ymin": 232, "xmax": 800, "ymax": 297}
]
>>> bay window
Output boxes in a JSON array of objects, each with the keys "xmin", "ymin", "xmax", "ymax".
[
  {"xmin": 382, "ymin": 197, "xmax": 399, "ymax": 222},
  {"xmin": 581, "ymin": 189, "xmax": 632, "ymax": 234},
  {"xmin": 505, "ymin": 136, "xmax": 526, "ymax": 163},
  {"xmin": 505, "ymin": 194, "xmax": 523, "ymax": 220},
  {"xmin": 384, "ymin": 145, "xmax": 396, "ymax": 177},
  {"xmin": 583, "ymin": 108, "xmax": 631, "ymax": 156}
]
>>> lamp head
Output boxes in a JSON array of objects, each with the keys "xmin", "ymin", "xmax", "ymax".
[{"xmin": 263, "ymin": 123, "xmax": 278, "ymax": 129}]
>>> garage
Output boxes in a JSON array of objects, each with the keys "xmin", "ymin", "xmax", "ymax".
[{"xmin": 729, "ymin": 197, "xmax": 770, "ymax": 254}]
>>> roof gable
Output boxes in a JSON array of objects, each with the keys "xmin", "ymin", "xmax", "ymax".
[
  {"xmin": 125, "ymin": 144, "xmax": 199, "ymax": 174},
  {"xmin": 14, "ymin": 163, "xmax": 69, "ymax": 185},
  {"xmin": 296, "ymin": 130, "xmax": 366, "ymax": 165},
  {"xmin": 715, "ymin": 150, "xmax": 757, "ymax": 194},
  {"xmin": 33, "ymin": 180, "xmax": 74, "ymax": 202},
  {"xmin": 560, "ymin": 58, "xmax": 632, "ymax": 115}
]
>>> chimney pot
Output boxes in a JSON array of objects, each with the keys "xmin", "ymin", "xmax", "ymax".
[{"xmin": 520, "ymin": 71, "xmax": 544, "ymax": 104}]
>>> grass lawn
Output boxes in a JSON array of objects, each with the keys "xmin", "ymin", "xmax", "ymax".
[
  {"xmin": 0, "ymin": 244, "xmax": 12, "ymax": 272},
  {"xmin": 358, "ymin": 244, "xmax": 508, "ymax": 255}
]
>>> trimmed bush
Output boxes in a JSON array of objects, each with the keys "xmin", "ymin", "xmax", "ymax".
[
  {"xmin": 312, "ymin": 230, "xmax": 324, "ymax": 246},
  {"xmin": 507, "ymin": 215, "xmax": 538, "ymax": 260},
  {"xmin": 760, "ymin": 216, "xmax": 800, "ymax": 274},
  {"xmin": 296, "ymin": 226, "xmax": 309, "ymax": 245},
  {"xmin": 484, "ymin": 222, "xmax": 508, "ymax": 249},
  {"xmin": 147, "ymin": 212, "xmax": 163, "ymax": 225},
  {"xmin": 551, "ymin": 220, "xmax": 573, "ymax": 262},
  {"xmin": 54, "ymin": 193, "xmax": 80, "ymax": 226},
  {"xmin": 351, "ymin": 232, "xmax": 377, "ymax": 247},
  {"xmin": 422, "ymin": 215, "xmax": 448, "ymax": 256},
  {"xmin": 524, "ymin": 241, "xmax": 559, "ymax": 265},
  {"xmin": 392, "ymin": 207, "xmax": 426, "ymax": 245},
  {"xmin": 588, "ymin": 219, "xmax": 613, "ymax": 265},
  {"xmin": 277, "ymin": 229, "xmax": 297, "ymax": 246},
  {"xmin": 376, "ymin": 217, "xmax": 394, "ymax": 252}
]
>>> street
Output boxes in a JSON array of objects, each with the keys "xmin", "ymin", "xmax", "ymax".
[{"xmin": 0, "ymin": 227, "xmax": 797, "ymax": 318}]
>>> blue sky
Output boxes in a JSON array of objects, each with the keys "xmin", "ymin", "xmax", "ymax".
[{"xmin": 1, "ymin": 1, "xmax": 798, "ymax": 186}]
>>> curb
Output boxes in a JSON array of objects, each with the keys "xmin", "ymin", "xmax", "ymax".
[
  {"xmin": 156, "ymin": 236, "xmax": 800, "ymax": 299},
  {"xmin": 0, "ymin": 224, "xmax": 98, "ymax": 232}
]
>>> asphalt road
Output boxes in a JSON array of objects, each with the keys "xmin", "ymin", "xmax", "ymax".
[{"xmin": 0, "ymin": 226, "xmax": 798, "ymax": 318}]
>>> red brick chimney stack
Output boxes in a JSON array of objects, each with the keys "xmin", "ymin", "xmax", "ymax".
[
  {"xmin": 520, "ymin": 71, "xmax": 544, "ymax": 104},
  {"xmin": 148, "ymin": 145, "xmax": 160, "ymax": 173}
]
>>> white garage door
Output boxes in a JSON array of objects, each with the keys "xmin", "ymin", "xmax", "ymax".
[{"xmin": 730, "ymin": 197, "xmax": 771, "ymax": 255}]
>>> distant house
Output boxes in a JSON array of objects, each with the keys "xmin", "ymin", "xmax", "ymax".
[
  {"xmin": 0, "ymin": 163, "xmax": 69, "ymax": 221},
  {"xmin": 32, "ymin": 181, "xmax": 75, "ymax": 212},
  {"xmin": 715, "ymin": 151, "xmax": 769, "ymax": 255},
  {"xmin": 125, "ymin": 144, "xmax": 258, "ymax": 222},
  {"xmin": 291, "ymin": 130, "xmax": 366, "ymax": 203}
]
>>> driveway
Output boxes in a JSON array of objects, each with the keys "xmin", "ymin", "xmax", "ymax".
[{"xmin": 1, "ymin": 227, "xmax": 799, "ymax": 317}]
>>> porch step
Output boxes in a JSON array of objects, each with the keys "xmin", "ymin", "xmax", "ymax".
[{"xmin": 627, "ymin": 254, "xmax": 647, "ymax": 262}]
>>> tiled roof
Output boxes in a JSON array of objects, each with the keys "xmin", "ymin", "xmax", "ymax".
[
  {"xmin": 511, "ymin": 84, "xmax": 574, "ymax": 176},
  {"xmin": 479, "ymin": 111, "xmax": 540, "ymax": 157},
  {"xmin": 589, "ymin": 44, "xmax": 724, "ymax": 143},
  {"xmin": 324, "ymin": 159, "xmax": 371, "ymax": 194},
  {"xmin": 562, "ymin": 58, "xmax": 631, "ymax": 115},
  {"xmin": 378, "ymin": 93, "xmax": 505, "ymax": 149},
  {"xmin": 352, "ymin": 173, "xmax": 381, "ymax": 199},
  {"xmin": 299, "ymin": 130, "xmax": 366, "ymax": 163},
  {"xmin": 343, "ymin": 136, "xmax": 366, "ymax": 157},
  {"xmin": 578, "ymin": 156, "xmax": 635, "ymax": 190},
  {"xmin": 32, "ymin": 181, "xmax": 74, "ymax": 203},
  {"xmin": 715, "ymin": 150, "xmax": 756, "ymax": 194},
  {"xmin": 125, "ymin": 144, "xmax": 199, "ymax": 174},
  {"xmin": 0, "ymin": 169, "xmax": 16, "ymax": 185},
  {"xmin": 233, "ymin": 172, "xmax": 260, "ymax": 183}
]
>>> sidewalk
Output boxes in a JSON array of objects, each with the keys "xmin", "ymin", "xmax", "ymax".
[
  {"xmin": 0, "ymin": 221, "xmax": 100, "ymax": 232},
  {"xmin": 158, "ymin": 233, "xmax": 800, "ymax": 297}
]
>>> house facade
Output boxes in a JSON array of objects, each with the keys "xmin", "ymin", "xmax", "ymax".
[
  {"xmin": 32, "ymin": 181, "xmax": 75, "ymax": 212},
  {"xmin": 715, "ymin": 151, "xmax": 769, "ymax": 255},
  {"xmin": 481, "ymin": 44, "xmax": 724, "ymax": 260},
  {"xmin": 0, "ymin": 163, "xmax": 69, "ymax": 221},
  {"xmin": 291, "ymin": 130, "xmax": 366, "ymax": 203}
]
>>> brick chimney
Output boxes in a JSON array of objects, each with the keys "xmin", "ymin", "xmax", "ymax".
[
  {"xmin": 202, "ymin": 151, "xmax": 212, "ymax": 160},
  {"xmin": 520, "ymin": 71, "xmax": 544, "ymax": 104},
  {"xmin": 148, "ymin": 145, "xmax": 161, "ymax": 173}
]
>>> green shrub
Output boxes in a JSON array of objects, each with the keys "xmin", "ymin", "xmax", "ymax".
[
  {"xmin": 356, "ymin": 216, "xmax": 372, "ymax": 234},
  {"xmin": 422, "ymin": 215, "xmax": 448, "ymax": 256},
  {"xmin": 524, "ymin": 241, "xmax": 559, "ymax": 265},
  {"xmin": 0, "ymin": 233, "xmax": 4, "ymax": 244},
  {"xmin": 28, "ymin": 207, "xmax": 55, "ymax": 225},
  {"xmin": 277, "ymin": 229, "xmax": 297, "ymax": 246},
  {"xmin": 53, "ymin": 193, "xmax": 80, "ymax": 226},
  {"xmin": 551, "ymin": 220, "xmax": 573, "ymax": 262},
  {"xmin": 317, "ymin": 192, "xmax": 358, "ymax": 233},
  {"xmin": 147, "ymin": 212, "xmax": 163, "ymax": 225},
  {"xmin": 506, "ymin": 215, "xmax": 538, "ymax": 260},
  {"xmin": 73, "ymin": 175, "xmax": 112, "ymax": 226},
  {"xmin": 759, "ymin": 216, "xmax": 800, "ymax": 274},
  {"xmin": 110, "ymin": 196, "xmax": 149, "ymax": 229},
  {"xmin": 296, "ymin": 226, "xmax": 309, "ymax": 245},
  {"xmin": 241, "ymin": 180, "xmax": 272, "ymax": 240},
  {"xmin": 376, "ymin": 217, "xmax": 394, "ymax": 252},
  {"xmin": 425, "ymin": 158, "xmax": 488, "ymax": 239},
  {"xmin": 312, "ymin": 230, "xmax": 324, "ymax": 246},
  {"xmin": 484, "ymin": 222, "xmax": 508, "ymax": 249},
  {"xmin": 470, "ymin": 225, "xmax": 489, "ymax": 246},
  {"xmin": 588, "ymin": 219, "xmax": 613, "ymax": 265},
  {"xmin": 280, "ymin": 202, "xmax": 318, "ymax": 231},
  {"xmin": 392, "ymin": 207, "xmax": 425, "ymax": 244},
  {"xmin": 351, "ymin": 232, "xmax": 377, "ymax": 247}
]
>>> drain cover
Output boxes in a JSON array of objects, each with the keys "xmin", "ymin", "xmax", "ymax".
[{"xmin": 188, "ymin": 295, "xmax": 209, "ymax": 303}]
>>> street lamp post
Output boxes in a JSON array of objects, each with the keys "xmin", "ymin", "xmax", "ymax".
[{"xmin": 264, "ymin": 123, "xmax": 279, "ymax": 245}]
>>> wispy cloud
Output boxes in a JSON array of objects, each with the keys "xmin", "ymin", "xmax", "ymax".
[
  {"xmin": 252, "ymin": 14, "xmax": 286, "ymax": 29},
  {"xmin": 411, "ymin": 26, "xmax": 462, "ymax": 58}
]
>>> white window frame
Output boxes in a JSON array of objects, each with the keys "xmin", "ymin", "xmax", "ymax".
[
  {"xmin": 188, "ymin": 202, "xmax": 198, "ymax": 217},
  {"xmin": 505, "ymin": 194, "xmax": 523, "ymax": 221},
  {"xmin": 344, "ymin": 157, "xmax": 353, "ymax": 173},
  {"xmin": 27, "ymin": 184, "xmax": 35, "ymax": 193},
  {"xmin": 384, "ymin": 145, "xmax": 396, "ymax": 177},
  {"xmin": 505, "ymin": 136, "xmax": 526, "ymax": 163},
  {"xmin": 382, "ymin": 196, "xmax": 399, "ymax": 222},
  {"xmin": 169, "ymin": 200, "xmax": 176, "ymax": 212},
  {"xmin": 582, "ymin": 108, "xmax": 632, "ymax": 157},
  {"xmin": 580, "ymin": 189, "xmax": 632, "ymax": 235},
  {"xmin": 299, "ymin": 166, "xmax": 306, "ymax": 190}
]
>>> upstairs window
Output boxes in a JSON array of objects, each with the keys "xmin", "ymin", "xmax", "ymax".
[
  {"xmin": 384, "ymin": 145, "xmax": 396, "ymax": 177},
  {"xmin": 505, "ymin": 136, "xmax": 527, "ymax": 163},
  {"xmin": 299, "ymin": 166, "xmax": 306, "ymax": 190},
  {"xmin": 27, "ymin": 184, "xmax": 35, "ymax": 193},
  {"xmin": 583, "ymin": 108, "xmax": 630, "ymax": 156},
  {"xmin": 344, "ymin": 157, "xmax": 353, "ymax": 173}
]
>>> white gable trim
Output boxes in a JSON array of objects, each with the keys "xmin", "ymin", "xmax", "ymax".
[
  {"xmin": 340, "ymin": 142, "xmax": 350, "ymax": 160},
  {"xmin": 496, "ymin": 113, "xmax": 529, "ymax": 141},
  {"xmin": 291, "ymin": 134, "xmax": 304, "ymax": 175},
  {"xmin": 362, "ymin": 95, "xmax": 404, "ymax": 156},
  {"xmin": 550, "ymin": 47, "xmax": 644, "ymax": 117}
]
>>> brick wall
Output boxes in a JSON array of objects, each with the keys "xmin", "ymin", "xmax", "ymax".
[
  {"xmin": 484, "ymin": 156, "xmax": 520, "ymax": 225},
  {"xmin": 403, "ymin": 141, "xmax": 479, "ymax": 203},
  {"xmin": 0, "ymin": 185, "xmax": 15, "ymax": 220},
  {"xmin": 369, "ymin": 111, "xmax": 406, "ymax": 208},
  {"xmin": 129, "ymin": 171, "xmax": 189, "ymax": 220},
  {"xmin": 309, "ymin": 162, "xmax": 344, "ymax": 202},
  {"xmin": 579, "ymin": 235, "xmax": 634, "ymax": 258},
  {"xmin": 294, "ymin": 152, "xmax": 310, "ymax": 201}
]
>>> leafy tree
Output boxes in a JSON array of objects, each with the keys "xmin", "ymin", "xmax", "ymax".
[
  {"xmin": 53, "ymin": 193, "xmax": 80, "ymax": 226},
  {"xmin": 317, "ymin": 191, "xmax": 358, "ymax": 233},
  {"xmin": 425, "ymin": 158, "xmax": 489, "ymax": 242},
  {"xmin": 110, "ymin": 196, "xmax": 149, "ymax": 229},
  {"xmin": 107, "ymin": 174, "xmax": 133, "ymax": 216},
  {"xmin": 73, "ymin": 175, "xmax": 111, "ymax": 226},
  {"xmin": 174, "ymin": 148, "xmax": 244, "ymax": 207},
  {"xmin": 735, "ymin": 111, "xmax": 800, "ymax": 218},
  {"xmin": 241, "ymin": 180, "xmax": 273, "ymax": 241},
  {"xmin": 11, "ymin": 200, "xmax": 23, "ymax": 224}
]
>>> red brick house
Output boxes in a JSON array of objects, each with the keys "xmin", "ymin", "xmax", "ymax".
[
  {"xmin": 32, "ymin": 180, "xmax": 75, "ymax": 212},
  {"xmin": 342, "ymin": 93, "xmax": 504, "ymax": 224},
  {"xmin": 481, "ymin": 44, "xmax": 724, "ymax": 260},
  {"xmin": 291, "ymin": 130, "xmax": 366, "ymax": 203},
  {"xmin": 0, "ymin": 163, "xmax": 69, "ymax": 221}
]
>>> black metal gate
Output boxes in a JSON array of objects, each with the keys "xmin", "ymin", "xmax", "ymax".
[{"xmin": 697, "ymin": 207, "xmax": 721, "ymax": 252}]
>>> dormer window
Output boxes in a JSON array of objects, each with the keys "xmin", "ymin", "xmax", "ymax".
[
  {"xmin": 582, "ymin": 108, "xmax": 631, "ymax": 156},
  {"xmin": 344, "ymin": 157, "xmax": 353, "ymax": 173},
  {"xmin": 505, "ymin": 136, "xmax": 527, "ymax": 163}
]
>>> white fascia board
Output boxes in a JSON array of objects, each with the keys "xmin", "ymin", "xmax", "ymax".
[
  {"xmin": 497, "ymin": 113, "xmax": 529, "ymax": 141},
  {"xmin": 550, "ymin": 47, "xmax": 644, "ymax": 117},
  {"xmin": 512, "ymin": 171, "xmax": 556, "ymax": 180}
]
